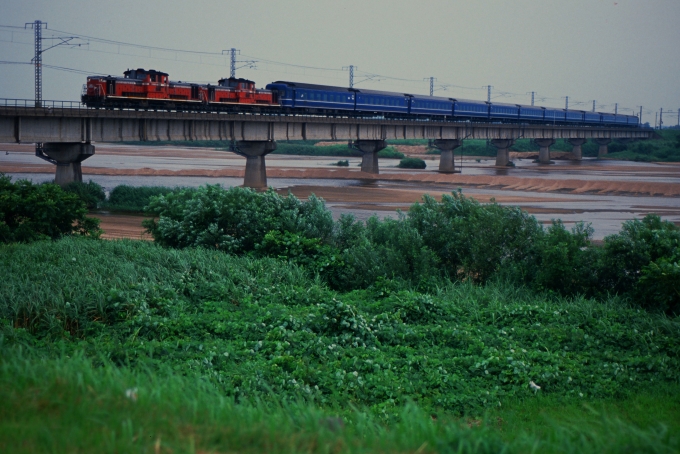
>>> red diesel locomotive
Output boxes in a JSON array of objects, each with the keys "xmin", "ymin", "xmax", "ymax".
[{"xmin": 82, "ymin": 68, "xmax": 277, "ymax": 111}]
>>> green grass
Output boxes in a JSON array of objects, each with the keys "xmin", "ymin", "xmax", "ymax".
[
  {"xmin": 1, "ymin": 350, "xmax": 678, "ymax": 453},
  {"xmin": 1, "ymin": 238, "xmax": 678, "ymax": 415}
]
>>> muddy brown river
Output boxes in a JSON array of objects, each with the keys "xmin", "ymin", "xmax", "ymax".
[{"xmin": 2, "ymin": 143, "xmax": 679, "ymax": 240}]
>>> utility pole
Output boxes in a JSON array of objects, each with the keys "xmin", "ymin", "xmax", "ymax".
[
  {"xmin": 593, "ymin": 100, "xmax": 596, "ymax": 112},
  {"xmin": 660, "ymin": 108, "xmax": 663, "ymax": 129},
  {"xmin": 615, "ymin": 103, "xmax": 618, "ymax": 115},
  {"xmin": 221, "ymin": 49, "xmax": 256, "ymax": 79},
  {"xmin": 25, "ymin": 20, "xmax": 83, "ymax": 107},
  {"xmin": 343, "ymin": 65, "xmax": 355, "ymax": 88},
  {"xmin": 639, "ymin": 106, "xmax": 643, "ymax": 123},
  {"xmin": 565, "ymin": 96, "xmax": 569, "ymax": 110},
  {"xmin": 526, "ymin": 91, "xmax": 535, "ymax": 106},
  {"xmin": 424, "ymin": 77, "xmax": 436, "ymax": 96},
  {"xmin": 230, "ymin": 48, "xmax": 237, "ymax": 78},
  {"xmin": 677, "ymin": 108, "xmax": 679, "ymax": 127},
  {"xmin": 483, "ymin": 85, "xmax": 492, "ymax": 102},
  {"xmin": 26, "ymin": 20, "xmax": 45, "ymax": 107}
]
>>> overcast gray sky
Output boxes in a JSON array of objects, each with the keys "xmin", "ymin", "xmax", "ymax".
[{"xmin": 1, "ymin": 0, "xmax": 679, "ymax": 123}]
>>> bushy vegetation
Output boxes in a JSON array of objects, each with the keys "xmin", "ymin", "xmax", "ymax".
[
  {"xmin": 142, "ymin": 186, "xmax": 680, "ymax": 314},
  {"xmin": 2, "ymin": 182, "xmax": 679, "ymax": 451},
  {"xmin": 1, "ymin": 238, "xmax": 679, "ymax": 415},
  {"xmin": 332, "ymin": 159, "xmax": 350, "ymax": 166},
  {"xmin": 62, "ymin": 180, "xmax": 106, "ymax": 209},
  {"xmin": 605, "ymin": 130, "xmax": 680, "ymax": 162},
  {"xmin": 0, "ymin": 175, "xmax": 100, "ymax": 243},
  {"xmin": 105, "ymin": 184, "xmax": 177, "ymax": 212},
  {"xmin": 398, "ymin": 157, "xmax": 427, "ymax": 169}
]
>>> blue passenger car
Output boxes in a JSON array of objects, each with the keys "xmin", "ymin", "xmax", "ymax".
[
  {"xmin": 265, "ymin": 81, "xmax": 355, "ymax": 111},
  {"xmin": 518, "ymin": 105, "xmax": 545, "ymax": 122},
  {"xmin": 408, "ymin": 95, "xmax": 453, "ymax": 117},
  {"xmin": 453, "ymin": 100, "xmax": 489, "ymax": 119},
  {"xmin": 565, "ymin": 110, "xmax": 584, "ymax": 123},
  {"xmin": 489, "ymin": 103, "xmax": 520, "ymax": 120},
  {"xmin": 600, "ymin": 113, "xmax": 616, "ymax": 125},
  {"xmin": 544, "ymin": 108, "xmax": 565, "ymax": 123},
  {"xmin": 614, "ymin": 115, "xmax": 628, "ymax": 125},
  {"xmin": 355, "ymin": 89, "xmax": 409, "ymax": 114},
  {"xmin": 584, "ymin": 112, "xmax": 601, "ymax": 124}
]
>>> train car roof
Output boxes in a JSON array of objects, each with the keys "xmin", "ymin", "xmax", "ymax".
[
  {"xmin": 270, "ymin": 81, "xmax": 354, "ymax": 93},
  {"xmin": 409, "ymin": 94, "xmax": 455, "ymax": 102},
  {"xmin": 489, "ymin": 102, "xmax": 520, "ymax": 108},
  {"xmin": 517, "ymin": 104, "xmax": 546, "ymax": 109}
]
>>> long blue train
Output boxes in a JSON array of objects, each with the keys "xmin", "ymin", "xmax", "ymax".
[{"xmin": 266, "ymin": 81, "xmax": 639, "ymax": 127}]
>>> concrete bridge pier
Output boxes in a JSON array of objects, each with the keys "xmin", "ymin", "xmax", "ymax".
[
  {"xmin": 534, "ymin": 139, "xmax": 555, "ymax": 164},
  {"xmin": 433, "ymin": 139, "xmax": 462, "ymax": 173},
  {"xmin": 594, "ymin": 139, "xmax": 611, "ymax": 158},
  {"xmin": 354, "ymin": 140, "xmax": 386, "ymax": 174},
  {"xmin": 567, "ymin": 138, "xmax": 587, "ymax": 160},
  {"xmin": 236, "ymin": 140, "xmax": 277, "ymax": 188},
  {"xmin": 491, "ymin": 139, "xmax": 515, "ymax": 166},
  {"xmin": 41, "ymin": 142, "xmax": 95, "ymax": 186}
]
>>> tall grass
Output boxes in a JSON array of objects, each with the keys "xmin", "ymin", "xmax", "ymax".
[
  {"xmin": 1, "ymin": 349, "xmax": 677, "ymax": 453},
  {"xmin": 1, "ymin": 237, "xmax": 678, "ymax": 415}
]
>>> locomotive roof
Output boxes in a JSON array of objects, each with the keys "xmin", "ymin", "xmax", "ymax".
[
  {"xmin": 218, "ymin": 77, "xmax": 256, "ymax": 84},
  {"xmin": 124, "ymin": 68, "xmax": 169, "ymax": 77}
]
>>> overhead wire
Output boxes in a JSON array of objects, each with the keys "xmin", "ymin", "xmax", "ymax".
[{"xmin": 0, "ymin": 23, "xmax": 651, "ymax": 113}]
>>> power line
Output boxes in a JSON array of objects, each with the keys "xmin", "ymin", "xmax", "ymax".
[{"xmin": 0, "ymin": 23, "xmax": 653, "ymax": 114}]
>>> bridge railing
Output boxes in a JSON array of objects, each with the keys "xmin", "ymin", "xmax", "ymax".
[{"xmin": 0, "ymin": 98, "xmax": 86, "ymax": 110}]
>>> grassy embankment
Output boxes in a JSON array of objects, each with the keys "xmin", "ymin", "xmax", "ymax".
[
  {"xmin": 2, "ymin": 178, "xmax": 679, "ymax": 452},
  {"xmin": 1, "ymin": 237, "xmax": 679, "ymax": 452}
]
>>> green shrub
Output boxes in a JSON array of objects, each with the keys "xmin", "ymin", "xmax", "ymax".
[
  {"xmin": 333, "ymin": 160, "xmax": 349, "ymax": 167},
  {"xmin": 143, "ymin": 186, "xmax": 334, "ymax": 253},
  {"xmin": 62, "ymin": 180, "xmax": 106, "ymax": 210},
  {"xmin": 407, "ymin": 191, "xmax": 543, "ymax": 282},
  {"xmin": 598, "ymin": 215, "xmax": 680, "ymax": 310},
  {"xmin": 636, "ymin": 257, "xmax": 680, "ymax": 314},
  {"xmin": 524, "ymin": 221, "xmax": 600, "ymax": 296},
  {"xmin": 0, "ymin": 175, "xmax": 100, "ymax": 243},
  {"xmin": 376, "ymin": 147, "xmax": 405, "ymax": 159},
  {"xmin": 106, "ymin": 185, "xmax": 176, "ymax": 212},
  {"xmin": 398, "ymin": 158, "xmax": 427, "ymax": 169}
]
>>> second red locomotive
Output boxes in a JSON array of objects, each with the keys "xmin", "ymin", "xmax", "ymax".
[{"xmin": 82, "ymin": 68, "xmax": 277, "ymax": 111}]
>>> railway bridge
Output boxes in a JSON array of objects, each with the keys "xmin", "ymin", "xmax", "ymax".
[{"xmin": 0, "ymin": 101, "xmax": 655, "ymax": 188}]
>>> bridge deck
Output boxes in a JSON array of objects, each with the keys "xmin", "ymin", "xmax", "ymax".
[{"xmin": 0, "ymin": 105, "xmax": 654, "ymax": 144}]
